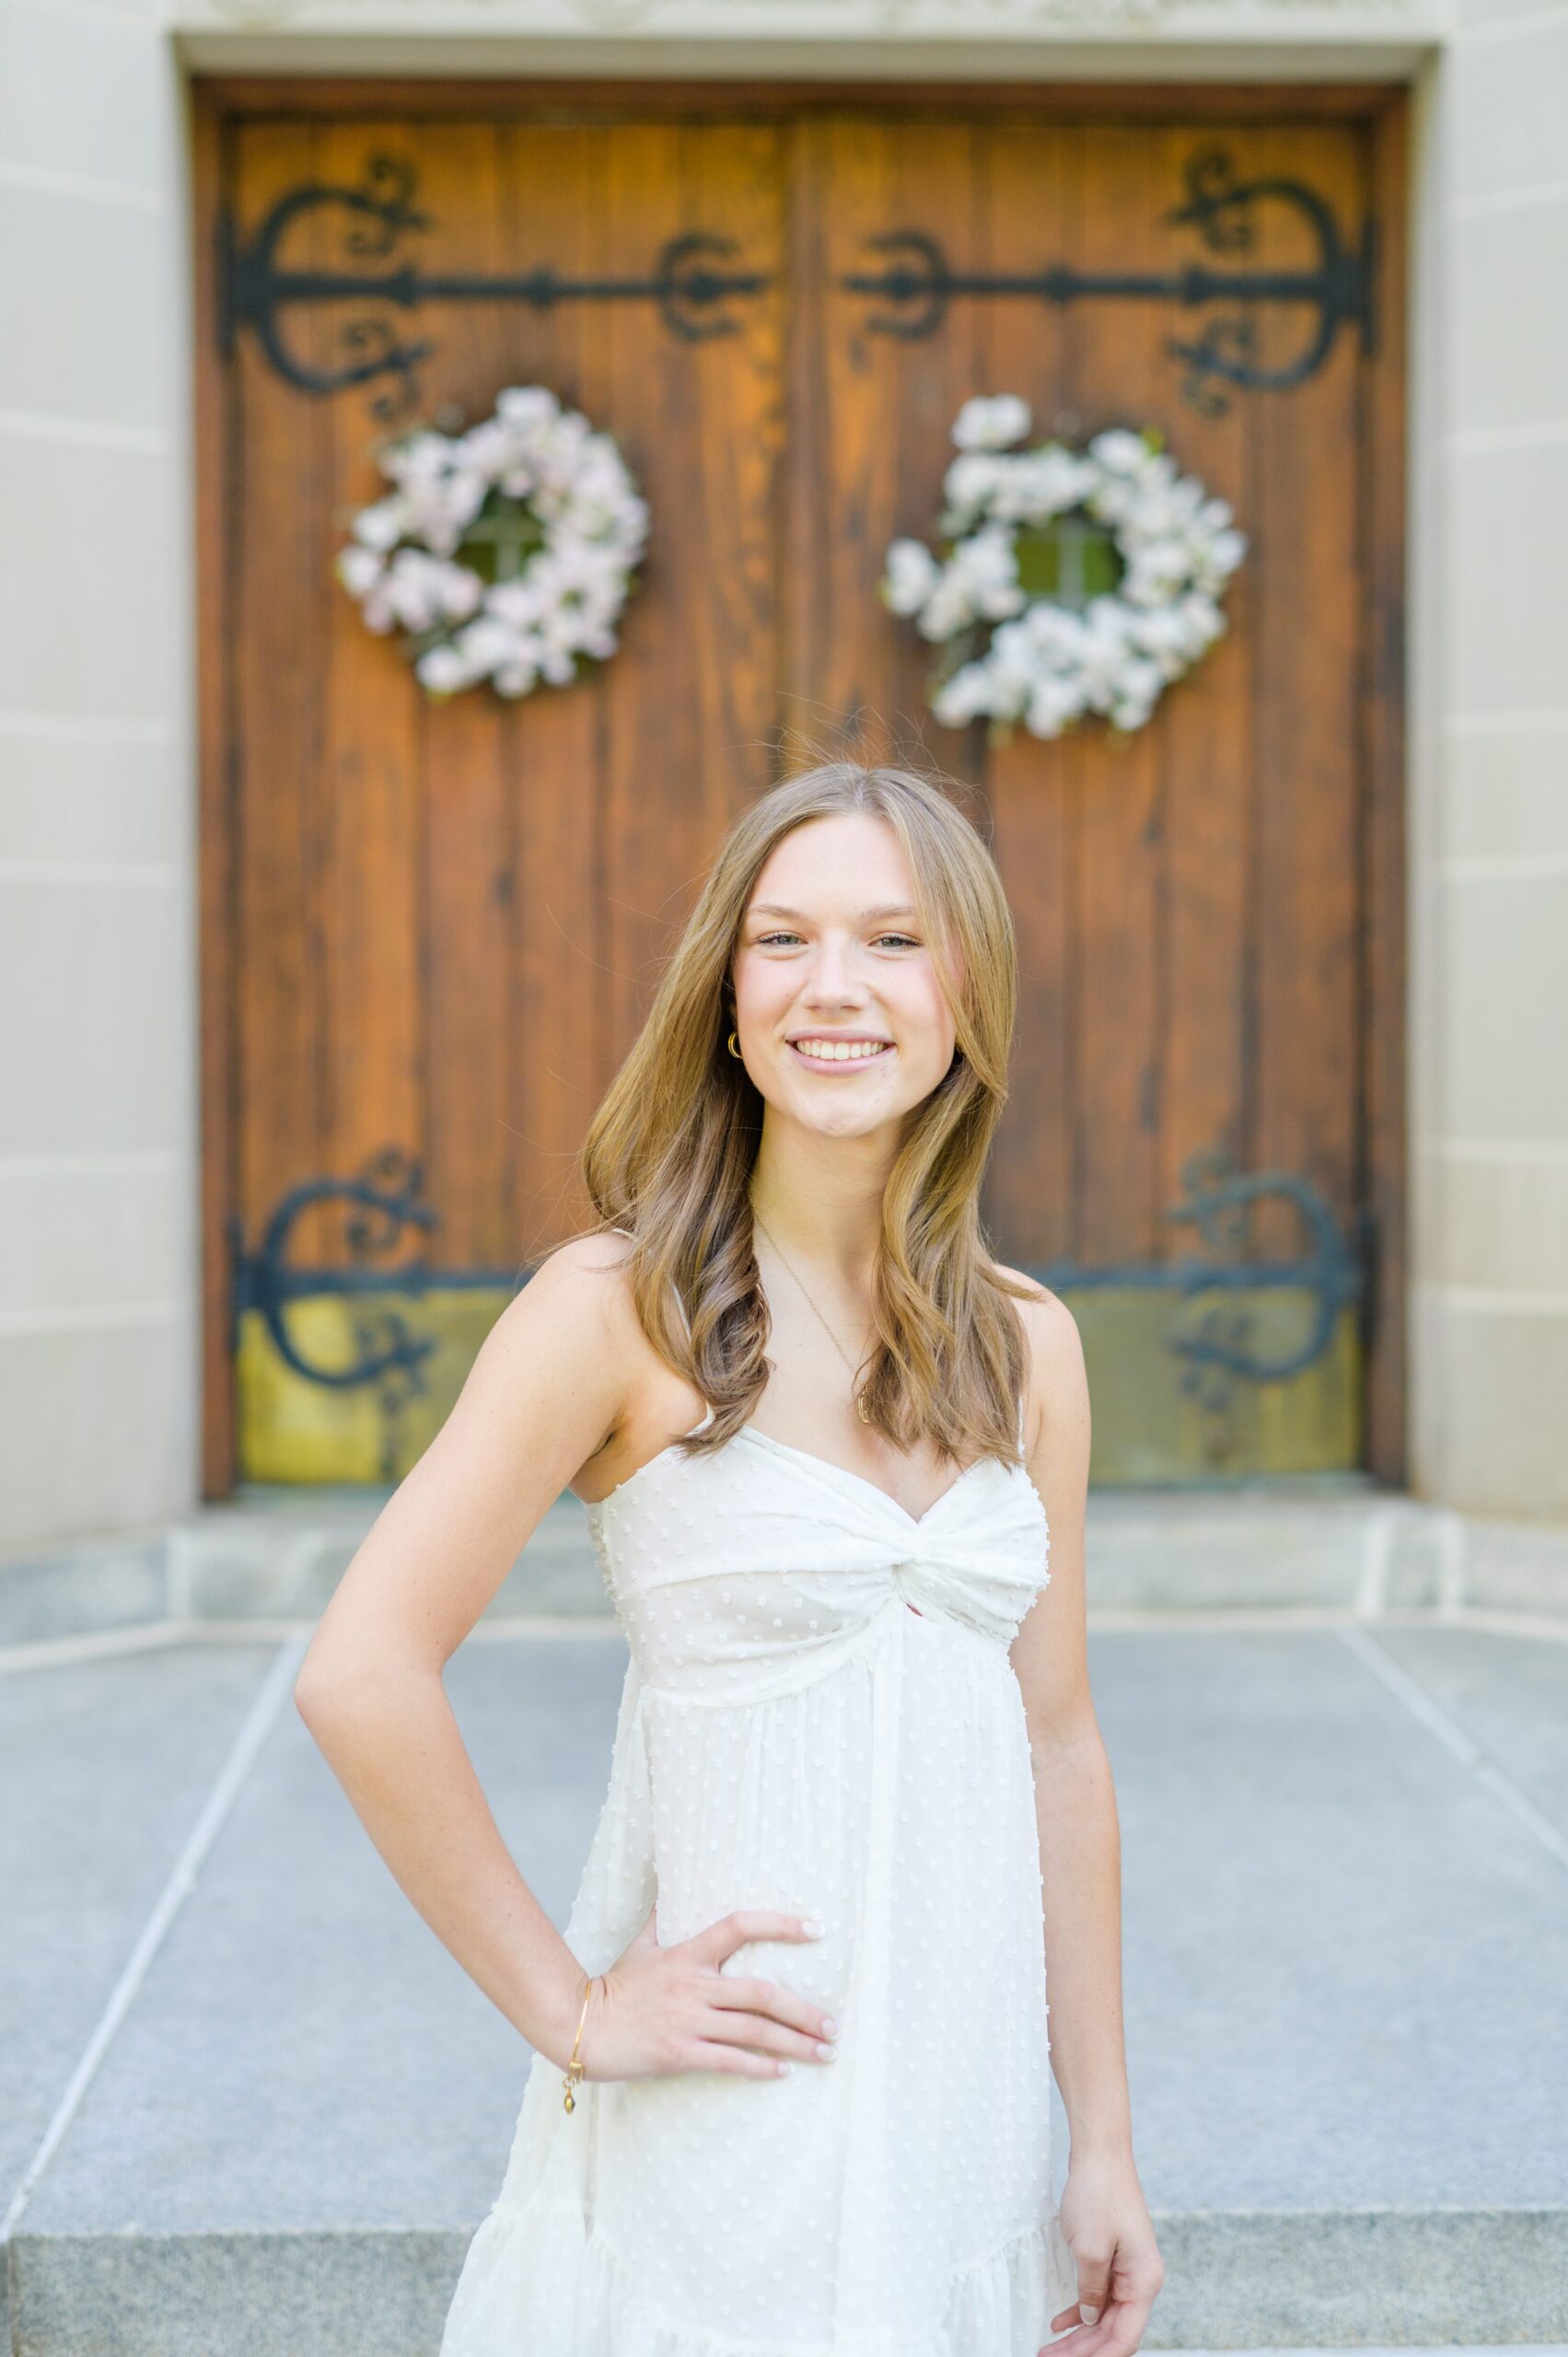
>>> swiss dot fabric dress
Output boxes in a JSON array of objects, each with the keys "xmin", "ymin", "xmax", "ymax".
[{"xmin": 440, "ymin": 1399, "xmax": 1074, "ymax": 2356}]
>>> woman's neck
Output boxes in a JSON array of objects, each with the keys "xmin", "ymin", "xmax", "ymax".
[{"xmin": 748, "ymin": 1112, "xmax": 894, "ymax": 1279}]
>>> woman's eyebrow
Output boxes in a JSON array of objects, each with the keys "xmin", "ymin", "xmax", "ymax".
[{"xmin": 749, "ymin": 902, "xmax": 919, "ymax": 923}]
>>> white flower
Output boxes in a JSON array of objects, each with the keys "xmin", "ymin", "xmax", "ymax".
[
  {"xmin": 496, "ymin": 386, "xmax": 560, "ymax": 435},
  {"xmin": 918, "ymin": 528, "xmax": 1025, "ymax": 640},
  {"xmin": 883, "ymin": 539, "xmax": 940, "ymax": 617},
  {"xmin": 994, "ymin": 447, "xmax": 1096, "ymax": 525},
  {"xmin": 1196, "ymin": 527, "xmax": 1247, "ymax": 588},
  {"xmin": 335, "ymin": 546, "xmax": 384, "ymax": 598},
  {"xmin": 494, "ymin": 656, "xmax": 542, "ymax": 698},
  {"xmin": 1025, "ymin": 677, "xmax": 1085, "ymax": 738},
  {"xmin": 952, "ymin": 394, "xmax": 1032, "ymax": 452},
  {"xmin": 1178, "ymin": 591, "xmax": 1225, "ymax": 648},
  {"xmin": 931, "ymin": 662, "xmax": 997, "ymax": 726},
  {"xmin": 1128, "ymin": 603, "xmax": 1197, "ymax": 678},
  {"xmin": 942, "ymin": 452, "xmax": 1009, "ymax": 526},
  {"xmin": 414, "ymin": 644, "xmax": 478, "ymax": 695},
  {"xmin": 1121, "ymin": 537, "xmax": 1191, "ymax": 606},
  {"xmin": 352, "ymin": 501, "xmax": 404, "ymax": 554},
  {"xmin": 1087, "ymin": 428, "xmax": 1149, "ymax": 476},
  {"xmin": 455, "ymin": 616, "xmax": 525, "ymax": 674}
]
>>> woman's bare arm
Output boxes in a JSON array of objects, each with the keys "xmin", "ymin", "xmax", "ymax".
[
  {"xmin": 294, "ymin": 1236, "xmax": 836, "ymax": 2084},
  {"xmin": 1009, "ymin": 1288, "xmax": 1132, "ymax": 2155},
  {"xmin": 1008, "ymin": 1285, "xmax": 1164, "ymax": 2347},
  {"xmin": 293, "ymin": 1237, "xmax": 636, "ymax": 2065}
]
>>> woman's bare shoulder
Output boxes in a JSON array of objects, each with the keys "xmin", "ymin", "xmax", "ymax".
[
  {"xmin": 986, "ymin": 1260, "xmax": 1086, "ymax": 1403},
  {"xmin": 528, "ymin": 1225, "xmax": 637, "ymax": 1285},
  {"xmin": 987, "ymin": 1257, "xmax": 1079, "ymax": 1335},
  {"xmin": 487, "ymin": 1227, "xmax": 641, "ymax": 1352}
]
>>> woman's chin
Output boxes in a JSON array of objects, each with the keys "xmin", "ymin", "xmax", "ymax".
[{"xmin": 773, "ymin": 1080, "xmax": 929, "ymax": 1141}]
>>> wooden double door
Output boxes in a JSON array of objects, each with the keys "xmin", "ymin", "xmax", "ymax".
[{"xmin": 199, "ymin": 87, "xmax": 1405, "ymax": 1492}]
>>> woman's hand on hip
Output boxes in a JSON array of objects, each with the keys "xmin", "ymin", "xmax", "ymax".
[
  {"xmin": 579, "ymin": 1904, "xmax": 840, "ymax": 2083},
  {"xmin": 1041, "ymin": 2150, "xmax": 1164, "ymax": 2354}
]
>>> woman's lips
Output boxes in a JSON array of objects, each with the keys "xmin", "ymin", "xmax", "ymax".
[{"xmin": 786, "ymin": 1039, "xmax": 895, "ymax": 1073}]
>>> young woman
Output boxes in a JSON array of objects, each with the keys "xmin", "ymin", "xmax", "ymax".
[{"xmin": 296, "ymin": 761, "xmax": 1164, "ymax": 2356}]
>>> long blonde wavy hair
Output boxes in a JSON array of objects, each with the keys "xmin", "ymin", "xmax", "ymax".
[{"xmin": 576, "ymin": 761, "xmax": 1038, "ymax": 1469}]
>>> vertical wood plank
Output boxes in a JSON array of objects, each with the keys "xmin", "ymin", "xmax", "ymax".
[
  {"xmin": 498, "ymin": 121, "xmax": 610, "ymax": 1254},
  {"xmin": 886, "ymin": 118, "xmax": 987, "ymax": 774},
  {"xmin": 975, "ymin": 119, "xmax": 1076, "ymax": 1264},
  {"xmin": 410, "ymin": 121, "xmax": 517, "ymax": 1273},
  {"xmin": 1150, "ymin": 124, "xmax": 1256, "ymax": 1260},
  {"xmin": 315, "ymin": 118, "xmax": 426, "ymax": 1265},
  {"xmin": 1063, "ymin": 123, "xmax": 1172, "ymax": 1268},
  {"xmin": 601, "ymin": 122, "xmax": 705, "ymax": 1050},
  {"xmin": 193, "ymin": 94, "xmax": 238, "ymax": 1495},
  {"xmin": 785, "ymin": 115, "xmax": 903, "ymax": 758},
  {"xmin": 684, "ymin": 120, "xmax": 788, "ymax": 830},
  {"xmin": 231, "ymin": 120, "xmax": 331, "ymax": 1270},
  {"xmin": 1249, "ymin": 123, "xmax": 1365, "ymax": 1264},
  {"xmin": 1362, "ymin": 96, "xmax": 1409, "ymax": 1482}
]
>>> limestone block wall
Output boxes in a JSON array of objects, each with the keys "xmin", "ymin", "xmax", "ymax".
[
  {"xmin": 0, "ymin": 0, "xmax": 197, "ymax": 1549},
  {"xmin": 1409, "ymin": 2, "xmax": 1568, "ymax": 1515},
  {"xmin": 1, "ymin": 0, "xmax": 1564, "ymax": 1545}
]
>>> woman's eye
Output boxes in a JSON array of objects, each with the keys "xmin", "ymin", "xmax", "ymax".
[{"xmin": 751, "ymin": 929, "xmax": 920, "ymax": 950}]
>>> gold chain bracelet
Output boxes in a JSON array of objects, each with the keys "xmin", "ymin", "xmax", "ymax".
[{"xmin": 563, "ymin": 1972, "xmax": 597, "ymax": 2114}]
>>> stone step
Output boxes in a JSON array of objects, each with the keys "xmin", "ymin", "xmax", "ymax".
[
  {"xmin": 5, "ymin": 1482, "xmax": 1566, "ymax": 1655},
  {"xmin": 6, "ymin": 1624, "xmax": 1568, "ymax": 2351}
]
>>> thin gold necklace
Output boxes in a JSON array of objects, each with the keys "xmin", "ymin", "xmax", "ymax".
[{"xmin": 751, "ymin": 1208, "xmax": 875, "ymax": 1424}]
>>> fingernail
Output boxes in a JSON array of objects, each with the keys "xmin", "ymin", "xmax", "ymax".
[
  {"xmin": 1081, "ymin": 2306, "xmax": 1100, "ymax": 2325},
  {"xmin": 820, "ymin": 2017, "xmax": 839, "ymax": 2038},
  {"xmin": 776, "ymin": 2061, "xmax": 794, "ymax": 2075},
  {"xmin": 801, "ymin": 1918, "xmax": 825, "ymax": 1937},
  {"xmin": 817, "ymin": 2041, "xmax": 837, "ymax": 2061}
]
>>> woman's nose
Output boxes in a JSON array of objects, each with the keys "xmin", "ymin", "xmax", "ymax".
[{"xmin": 802, "ymin": 941, "xmax": 865, "ymax": 1003}]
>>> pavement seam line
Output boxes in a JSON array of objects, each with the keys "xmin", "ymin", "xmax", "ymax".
[
  {"xmin": 1340, "ymin": 1625, "xmax": 1568, "ymax": 1874},
  {"xmin": 0, "ymin": 1635, "xmax": 308, "ymax": 2246}
]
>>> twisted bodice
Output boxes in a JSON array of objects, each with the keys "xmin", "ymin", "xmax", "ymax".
[{"xmin": 585, "ymin": 1412, "xmax": 1051, "ymax": 1706}]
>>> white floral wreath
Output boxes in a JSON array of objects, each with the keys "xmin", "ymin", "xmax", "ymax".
[
  {"xmin": 335, "ymin": 385, "xmax": 649, "ymax": 700},
  {"xmin": 880, "ymin": 395, "xmax": 1247, "ymax": 740}
]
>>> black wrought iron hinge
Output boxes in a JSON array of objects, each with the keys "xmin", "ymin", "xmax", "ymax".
[
  {"xmin": 840, "ymin": 148, "xmax": 1375, "ymax": 412},
  {"xmin": 217, "ymin": 154, "xmax": 772, "ymax": 419}
]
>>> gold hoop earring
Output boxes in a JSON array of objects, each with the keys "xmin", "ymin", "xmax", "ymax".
[{"xmin": 726, "ymin": 1030, "xmax": 742, "ymax": 1060}]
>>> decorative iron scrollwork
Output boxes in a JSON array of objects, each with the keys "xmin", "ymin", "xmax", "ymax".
[
  {"xmin": 231, "ymin": 1145, "xmax": 448, "ymax": 1402},
  {"xmin": 1029, "ymin": 1143, "xmax": 1363, "ymax": 1403},
  {"xmin": 1160, "ymin": 1144, "xmax": 1364, "ymax": 1384},
  {"xmin": 238, "ymin": 1144, "xmax": 1362, "ymax": 1422},
  {"xmin": 840, "ymin": 147, "xmax": 1374, "ymax": 411},
  {"xmin": 218, "ymin": 154, "xmax": 773, "ymax": 416}
]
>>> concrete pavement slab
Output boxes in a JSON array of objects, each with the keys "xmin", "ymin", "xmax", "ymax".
[
  {"xmin": 1086, "ymin": 1630, "xmax": 1568, "ymax": 2217},
  {"xmin": 0, "ymin": 1642, "xmax": 281, "ymax": 2218},
  {"xmin": 1371, "ymin": 1624, "xmax": 1568, "ymax": 1841},
  {"xmin": 16, "ymin": 1635, "xmax": 630, "ymax": 2236}
]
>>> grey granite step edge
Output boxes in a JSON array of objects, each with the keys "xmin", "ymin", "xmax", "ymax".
[
  {"xmin": 7, "ymin": 2211, "xmax": 1568, "ymax": 2354},
  {"xmin": 3, "ymin": 1494, "xmax": 1566, "ymax": 1652}
]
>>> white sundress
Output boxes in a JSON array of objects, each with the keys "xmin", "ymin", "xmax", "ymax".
[{"xmin": 440, "ymin": 1399, "xmax": 1076, "ymax": 2356}]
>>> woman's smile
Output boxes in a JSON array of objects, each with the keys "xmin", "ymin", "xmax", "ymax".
[{"xmin": 786, "ymin": 1033, "xmax": 896, "ymax": 1071}]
